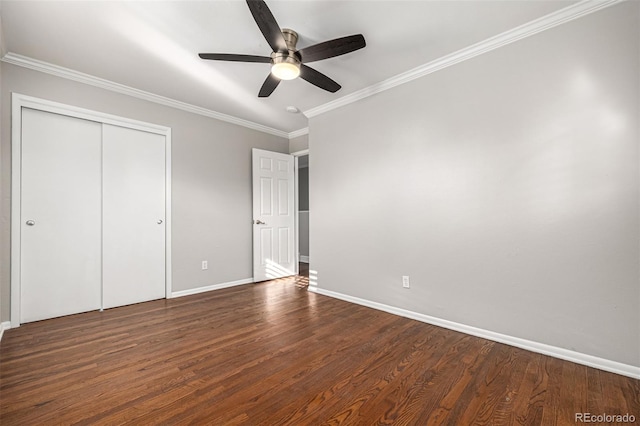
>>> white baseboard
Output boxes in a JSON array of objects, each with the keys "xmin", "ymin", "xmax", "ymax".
[
  {"xmin": 308, "ymin": 287, "xmax": 640, "ymax": 380},
  {"xmin": 299, "ymin": 256, "xmax": 310, "ymax": 263},
  {"xmin": 0, "ymin": 321, "xmax": 11, "ymax": 341},
  {"xmin": 171, "ymin": 278, "xmax": 253, "ymax": 298}
]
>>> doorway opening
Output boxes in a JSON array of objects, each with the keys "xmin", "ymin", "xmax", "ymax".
[
  {"xmin": 297, "ymin": 154, "xmax": 309, "ymax": 273},
  {"xmin": 293, "ymin": 150, "xmax": 309, "ymax": 285}
]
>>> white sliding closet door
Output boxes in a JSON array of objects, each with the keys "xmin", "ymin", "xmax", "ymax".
[
  {"xmin": 102, "ymin": 124, "xmax": 166, "ymax": 309},
  {"xmin": 20, "ymin": 108, "xmax": 102, "ymax": 323}
]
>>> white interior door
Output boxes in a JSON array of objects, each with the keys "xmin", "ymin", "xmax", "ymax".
[
  {"xmin": 102, "ymin": 124, "xmax": 166, "ymax": 309},
  {"xmin": 252, "ymin": 149, "xmax": 296, "ymax": 281},
  {"xmin": 20, "ymin": 108, "xmax": 102, "ymax": 323}
]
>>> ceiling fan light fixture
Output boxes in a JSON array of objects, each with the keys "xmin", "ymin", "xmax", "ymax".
[
  {"xmin": 198, "ymin": 0, "xmax": 365, "ymax": 97},
  {"xmin": 271, "ymin": 61, "xmax": 300, "ymax": 80}
]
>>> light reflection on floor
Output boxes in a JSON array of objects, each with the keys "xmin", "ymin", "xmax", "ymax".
[
  {"xmin": 262, "ymin": 262, "xmax": 309, "ymax": 289},
  {"xmin": 257, "ymin": 263, "xmax": 312, "ymax": 325},
  {"xmin": 267, "ymin": 265, "xmax": 309, "ymax": 289}
]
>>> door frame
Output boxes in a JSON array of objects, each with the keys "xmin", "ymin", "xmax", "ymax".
[
  {"xmin": 10, "ymin": 93, "xmax": 173, "ymax": 327},
  {"xmin": 291, "ymin": 148, "xmax": 309, "ymax": 275}
]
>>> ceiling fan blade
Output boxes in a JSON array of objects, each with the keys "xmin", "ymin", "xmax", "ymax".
[
  {"xmin": 298, "ymin": 34, "xmax": 366, "ymax": 63},
  {"xmin": 299, "ymin": 65, "xmax": 341, "ymax": 93},
  {"xmin": 199, "ymin": 53, "xmax": 271, "ymax": 63},
  {"xmin": 246, "ymin": 0, "xmax": 287, "ymax": 53},
  {"xmin": 258, "ymin": 73, "xmax": 281, "ymax": 97}
]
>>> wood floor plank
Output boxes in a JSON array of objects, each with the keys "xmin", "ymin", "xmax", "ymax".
[
  {"xmin": 270, "ymin": 322, "xmax": 446, "ymax": 425},
  {"xmin": 511, "ymin": 353, "xmax": 547, "ymax": 425},
  {"xmin": 414, "ymin": 337, "xmax": 495, "ymax": 425},
  {"xmin": 1, "ymin": 276, "xmax": 638, "ymax": 425},
  {"xmin": 558, "ymin": 359, "xmax": 588, "ymax": 423},
  {"xmin": 540, "ymin": 357, "xmax": 565, "ymax": 426}
]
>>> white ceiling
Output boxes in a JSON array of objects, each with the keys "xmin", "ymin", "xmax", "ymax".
[{"xmin": 1, "ymin": 0, "xmax": 577, "ymax": 134}]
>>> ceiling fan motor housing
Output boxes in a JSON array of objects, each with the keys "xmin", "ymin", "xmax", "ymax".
[{"xmin": 271, "ymin": 28, "xmax": 301, "ymax": 68}]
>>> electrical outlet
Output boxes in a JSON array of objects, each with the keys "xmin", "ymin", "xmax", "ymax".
[
  {"xmin": 402, "ymin": 275, "xmax": 410, "ymax": 288},
  {"xmin": 202, "ymin": 261, "xmax": 208, "ymax": 270}
]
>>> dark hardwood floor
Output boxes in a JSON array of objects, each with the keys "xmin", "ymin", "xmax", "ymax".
[{"xmin": 1, "ymin": 274, "xmax": 638, "ymax": 425}]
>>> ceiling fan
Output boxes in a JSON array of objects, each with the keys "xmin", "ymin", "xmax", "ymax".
[{"xmin": 199, "ymin": 0, "xmax": 366, "ymax": 97}]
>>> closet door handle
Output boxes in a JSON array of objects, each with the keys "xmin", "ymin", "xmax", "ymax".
[
  {"xmin": 157, "ymin": 219, "xmax": 163, "ymax": 224},
  {"xmin": 26, "ymin": 220, "xmax": 36, "ymax": 226}
]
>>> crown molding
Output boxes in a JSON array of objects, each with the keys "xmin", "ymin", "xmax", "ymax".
[
  {"xmin": 304, "ymin": 0, "xmax": 624, "ymax": 118},
  {"xmin": 288, "ymin": 127, "xmax": 309, "ymax": 139},
  {"xmin": 2, "ymin": 0, "xmax": 620, "ymax": 133},
  {"xmin": 1, "ymin": 52, "xmax": 290, "ymax": 138}
]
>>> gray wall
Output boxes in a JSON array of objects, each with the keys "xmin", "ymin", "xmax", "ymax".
[
  {"xmin": 289, "ymin": 133, "xmax": 309, "ymax": 153},
  {"xmin": 298, "ymin": 164, "xmax": 309, "ymax": 258},
  {"xmin": 298, "ymin": 166, "xmax": 309, "ymax": 211},
  {"xmin": 309, "ymin": 2, "xmax": 639, "ymax": 367},
  {"xmin": 0, "ymin": 63, "xmax": 288, "ymax": 321},
  {"xmin": 0, "ymin": 21, "xmax": 3, "ymax": 326},
  {"xmin": 299, "ymin": 212, "xmax": 309, "ymax": 258}
]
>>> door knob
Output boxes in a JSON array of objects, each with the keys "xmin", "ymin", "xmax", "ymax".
[
  {"xmin": 157, "ymin": 219, "xmax": 163, "ymax": 224},
  {"xmin": 254, "ymin": 219, "xmax": 266, "ymax": 225},
  {"xmin": 26, "ymin": 220, "xmax": 35, "ymax": 226}
]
